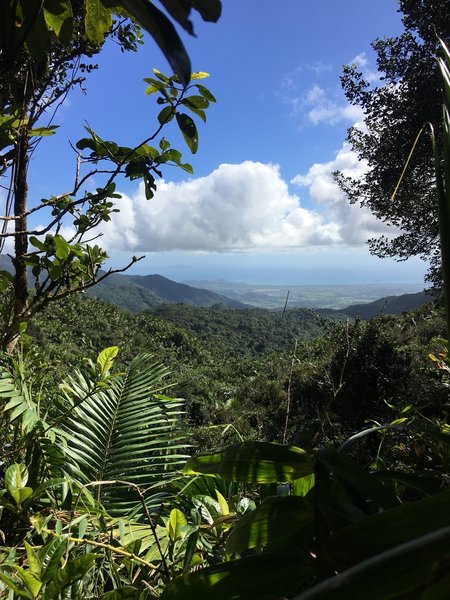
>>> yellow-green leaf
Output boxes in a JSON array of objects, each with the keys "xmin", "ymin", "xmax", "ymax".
[
  {"xmin": 216, "ymin": 490, "xmax": 229, "ymax": 516},
  {"xmin": 85, "ymin": 0, "xmax": 112, "ymax": 44},
  {"xmin": 167, "ymin": 508, "xmax": 187, "ymax": 542}
]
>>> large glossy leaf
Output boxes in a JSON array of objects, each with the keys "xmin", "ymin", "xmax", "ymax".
[
  {"xmin": 62, "ymin": 353, "xmax": 187, "ymax": 514},
  {"xmin": 119, "ymin": 0, "xmax": 191, "ymax": 85},
  {"xmin": 322, "ymin": 489, "xmax": 450, "ymax": 572},
  {"xmin": 85, "ymin": 0, "xmax": 112, "ymax": 44},
  {"xmin": 176, "ymin": 113, "xmax": 198, "ymax": 153},
  {"xmin": 184, "ymin": 442, "xmax": 314, "ymax": 483},
  {"xmin": 317, "ymin": 447, "xmax": 398, "ymax": 512},
  {"xmin": 294, "ymin": 526, "xmax": 450, "ymax": 600},
  {"xmin": 162, "ymin": 549, "xmax": 314, "ymax": 600},
  {"xmin": 158, "ymin": 0, "xmax": 221, "ymax": 34},
  {"xmin": 43, "ymin": 0, "xmax": 73, "ymax": 43},
  {"xmin": 226, "ymin": 495, "xmax": 314, "ymax": 554}
]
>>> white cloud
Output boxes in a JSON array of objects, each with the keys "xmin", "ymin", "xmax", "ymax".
[
  {"xmin": 282, "ymin": 81, "xmax": 364, "ymax": 127},
  {"xmin": 291, "ymin": 143, "xmax": 396, "ymax": 244},
  {"xmin": 98, "ymin": 162, "xmax": 340, "ymax": 252},
  {"xmin": 96, "ymin": 157, "xmax": 395, "ymax": 254},
  {"xmin": 349, "ymin": 52, "xmax": 379, "ymax": 84}
]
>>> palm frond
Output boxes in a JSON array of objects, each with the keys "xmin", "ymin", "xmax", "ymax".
[{"xmin": 61, "ymin": 353, "xmax": 188, "ymax": 514}]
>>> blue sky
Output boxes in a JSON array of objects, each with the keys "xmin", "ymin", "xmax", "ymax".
[{"xmin": 24, "ymin": 0, "xmax": 428, "ymax": 285}]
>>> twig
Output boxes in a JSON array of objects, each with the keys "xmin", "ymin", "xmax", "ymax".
[{"xmin": 43, "ymin": 527, "xmax": 157, "ymax": 569}]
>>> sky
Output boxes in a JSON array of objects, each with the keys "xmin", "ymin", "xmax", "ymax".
[{"xmin": 23, "ymin": 0, "xmax": 429, "ymax": 285}]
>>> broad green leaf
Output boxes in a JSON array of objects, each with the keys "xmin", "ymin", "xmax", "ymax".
[
  {"xmin": 176, "ymin": 113, "xmax": 198, "ymax": 153},
  {"xmin": 29, "ymin": 236, "xmax": 46, "ymax": 251},
  {"xmin": 158, "ymin": 106, "xmax": 175, "ymax": 124},
  {"xmin": 16, "ymin": 567, "xmax": 41, "ymax": 598},
  {"xmin": 53, "ymin": 235, "xmax": 70, "ymax": 260},
  {"xmin": 318, "ymin": 447, "xmax": 397, "ymax": 511},
  {"xmin": 5, "ymin": 463, "xmax": 29, "ymax": 491},
  {"xmin": 182, "ymin": 95, "xmax": 209, "ymax": 109},
  {"xmin": 120, "ymin": 0, "xmax": 191, "ymax": 85},
  {"xmin": 43, "ymin": 0, "xmax": 73, "ymax": 42},
  {"xmin": 184, "ymin": 442, "xmax": 314, "ymax": 483},
  {"xmin": 226, "ymin": 496, "xmax": 313, "ymax": 554},
  {"xmin": 43, "ymin": 554, "xmax": 100, "ymax": 599},
  {"xmin": 216, "ymin": 490, "xmax": 229, "ymax": 515},
  {"xmin": 167, "ymin": 508, "xmax": 187, "ymax": 541},
  {"xmin": 295, "ymin": 526, "xmax": 450, "ymax": 600},
  {"xmin": 161, "ymin": 549, "xmax": 314, "ymax": 600},
  {"xmin": 195, "ymin": 84, "xmax": 217, "ymax": 102},
  {"xmin": 85, "ymin": 0, "xmax": 112, "ymax": 44},
  {"xmin": 24, "ymin": 542, "xmax": 42, "ymax": 578},
  {"xmin": 9, "ymin": 486, "xmax": 33, "ymax": 506},
  {"xmin": 322, "ymin": 489, "xmax": 450, "ymax": 572},
  {"xmin": 20, "ymin": 5, "xmax": 51, "ymax": 60},
  {"xmin": 293, "ymin": 473, "xmax": 315, "ymax": 497},
  {"xmin": 96, "ymin": 346, "xmax": 119, "ymax": 377}
]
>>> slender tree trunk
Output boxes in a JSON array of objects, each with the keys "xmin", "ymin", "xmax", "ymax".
[{"xmin": 4, "ymin": 136, "xmax": 29, "ymax": 353}]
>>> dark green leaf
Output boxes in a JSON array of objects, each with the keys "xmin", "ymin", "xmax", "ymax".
[
  {"xmin": 120, "ymin": 0, "xmax": 191, "ymax": 85},
  {"xmin": 323, "ymin": 489, "xmax": 450, "ymax": 572},
  {"xmin": 162, "ymin": 549, "xmax": 313, "ymax": 600},
  {"xmin": 296, "ymin": 526, "xmax": 450, "ymax": 600},
  {"xmin": 176, "ymin": 113, "xmax": 198, "ymax": 153},
  {"xmin": 195, "ymin": 84, "xmax": 216, "ymax": 102},
  {"xmin": 183, "ymin": 442, "xmax": 314, "ymax": 483},
  {"xmin": 43, "ymin": 0, "xmax": 73, "ymax": 43},
  {"xmin": 182, "ymin": 95, "xmax": 209, "ymax": 109},
  {"xmin": 43, "ymin": 553, "xmax": 100, "ymax": 599},
  {"xmin": 227, "ymin": 495, "xmax": 314, "ymax": 554},
  {"xmin": 158, "ymin": 106, "xmax": 175, "ymax": 125}
]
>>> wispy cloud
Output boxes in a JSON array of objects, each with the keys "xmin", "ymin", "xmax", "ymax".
[
  {"xmin": 280, "ymin": 51, "xmax": 380, "ymax": 127},
  {"xmin": 305, "ymin": 84, "xmax": 363, "ymax": 125},
  {"xmin": 349, "ymin": 52, "xmax": 379, "ymax": 83}
]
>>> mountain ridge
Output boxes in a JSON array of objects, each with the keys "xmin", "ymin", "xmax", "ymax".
[{"xmin": 0, "ymin": 254, "xmax": 432, "ymax": 316}]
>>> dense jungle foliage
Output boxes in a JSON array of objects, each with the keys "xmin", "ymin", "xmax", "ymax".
[
  {"xmin": 1, "ymin": 1, "xmax": 450, "ymax": 598},
  {"xmin": 2, "ymin": 291, "xmax": 450, "ymax": 598}
]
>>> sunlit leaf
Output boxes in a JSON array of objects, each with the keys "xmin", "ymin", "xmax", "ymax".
[
  {"xmin": 85, "ymin": 0, "xmax": 112, "ymax": 44},
  {"xmin": 184, "ymin": 442, "xmax": 314, "ymax": 483}
]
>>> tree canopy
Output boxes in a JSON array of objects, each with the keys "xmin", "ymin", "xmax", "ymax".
[
  {"xmin": 0, "ymin": 0, "xmax": 221, "ymax": 351},
  {"xmin": 336, "ymin": 0, "xmax": 449, "ymax": 286}
]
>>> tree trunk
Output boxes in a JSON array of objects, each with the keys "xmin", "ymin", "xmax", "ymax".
[{"xmin": 4, "ymin": 136, "xmax": 29, "ymax": 353}]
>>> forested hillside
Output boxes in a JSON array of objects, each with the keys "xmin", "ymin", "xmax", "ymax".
[{"xmin": 28, "ymin": 293, "xmax": 446, "ymax": 448}]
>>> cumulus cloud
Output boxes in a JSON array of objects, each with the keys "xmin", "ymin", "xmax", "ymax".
[
  {"xmin": 291, "ymin": 143, "xmax": 395, "ymax": 244},
  {"xmin": 96, "ymin": 157, "xmax": 394, "ymax": 254},
  {"xmin": 98, "ymin": 162, "xmax": 340, "ymax": 252}
]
